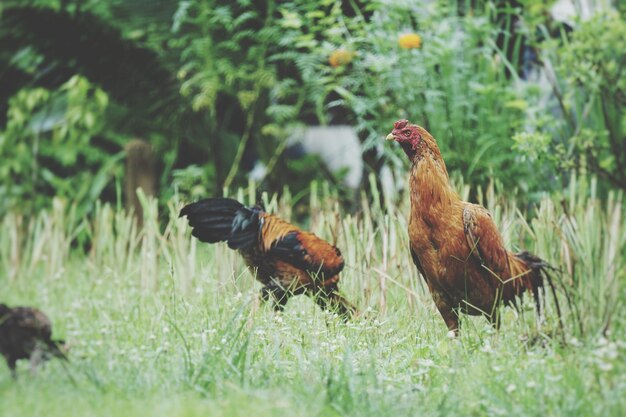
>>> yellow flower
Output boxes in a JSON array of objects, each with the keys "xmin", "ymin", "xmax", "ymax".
[
  {"xmin": 329, "ymin": 49, "xmax": 355, "ymax": 67},
  {"xmin": 398, "ymin": 33, "xmax": 422, "ymax": 49}
]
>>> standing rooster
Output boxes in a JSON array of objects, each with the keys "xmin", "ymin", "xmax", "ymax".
[
  {"xmin": 386, "ymin": 120, "xmax": 548, "ymax": 333},
  {"xmin": 180, "ymin": 198, "xmax": 356, "ymax": 318},
  {"xmin": 0, "ymin": 304, "xmax": 67, "ymax": 378}
]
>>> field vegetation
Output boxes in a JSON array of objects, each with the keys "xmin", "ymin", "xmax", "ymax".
[
  {"xmin": 1, "ymin": 0, "xmax": 625, "ymax": 415},
  {"xmin": 1, "ymin": 180, "xmax": 624, "ymax": 416}
]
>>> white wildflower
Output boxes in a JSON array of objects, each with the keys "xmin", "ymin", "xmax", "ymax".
[
  {"xmin": 417, "ymin": 359, "xmax": 435, "ymax": 368},
  {"xmin": 569, "ymin": 337, "xmax": 581, "ymax": 347},
  {"xmin": 481, "ymin": 340, "xmax": 494, "ymax": 353}
]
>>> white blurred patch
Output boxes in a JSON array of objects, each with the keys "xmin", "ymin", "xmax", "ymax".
[
  {"xmin": 551, "ymin": 0, "xmax": 596, "ymax": 25},
  {"xmin": 248, "ymin": 160, "xmax": 268, "ymax": 182},
  {"xmin": 288, "ymin": 125, "xmax": 363, "ymax": 189}
]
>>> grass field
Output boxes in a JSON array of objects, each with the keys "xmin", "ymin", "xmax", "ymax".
[{"xmin": 1, "ymin": 178, "xmax": 625, "ymax": 417}]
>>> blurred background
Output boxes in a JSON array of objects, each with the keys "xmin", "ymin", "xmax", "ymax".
[{"xmin": 1, "ymin": 0, "xmax": 624, "ymax": 221}]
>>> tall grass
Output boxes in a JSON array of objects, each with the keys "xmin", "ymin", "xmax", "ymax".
[{"xmin": 1, "ymin": 179, "xmax": 625, "ymax": 416}]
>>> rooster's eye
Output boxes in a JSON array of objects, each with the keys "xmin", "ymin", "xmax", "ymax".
[{"xmin": 403, "ymin": 130, "xmax": 411, "ymax": 137}]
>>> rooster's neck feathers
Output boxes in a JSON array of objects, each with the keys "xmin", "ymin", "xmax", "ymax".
[
  {"xmin": 409, "ymin": 127, "xmax": 445, "ymax": 164},
  {"xmin": 410, "ymin": 147, "xmax": 458, "ymax": 215}
]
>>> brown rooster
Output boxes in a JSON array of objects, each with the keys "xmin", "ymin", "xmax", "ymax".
[
  {"xmin": 180, "ymin": 198, "xmax": 356, "ymax": 318},
  {"xmin": 0, "ymin": 304, "xmax": 67, "ymax": 378},
  {"xmin": 386, "ymin": 119, "xmax": 548, "ymax": 332}
]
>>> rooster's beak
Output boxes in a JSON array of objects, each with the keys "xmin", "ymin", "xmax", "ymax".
[{"xmin": 385, "ymin": 133, "xmax": 395, "ymax": 141}]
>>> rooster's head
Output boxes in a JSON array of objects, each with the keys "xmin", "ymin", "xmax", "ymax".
[{"xmin": 386, "ymin": 119, "xmax": 435, "ymax": 160}]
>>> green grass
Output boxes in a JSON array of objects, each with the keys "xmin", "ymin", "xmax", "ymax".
[{"xmin": 1, "ymin": 178, "xmax": 625, "ymax": 417}]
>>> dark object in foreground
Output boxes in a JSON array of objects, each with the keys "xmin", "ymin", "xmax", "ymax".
[
  {"xmin": 386, "ymin": 120, "xmax": 553, "ymax": 333},
  {"xmin": 180, "ymin": 198, "xmax": 357, "ymax": 318},
  {"xmin": 0, "ymin": 304, "xmax": 67, "ymax": 379}
]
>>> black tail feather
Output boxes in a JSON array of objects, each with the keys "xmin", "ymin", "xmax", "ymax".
[
  {"xmin": 179, "ymin": 197, "xmax": 243, "ymax": 218},
  {"xmin": 515, "ymin": 251, "xmax": 547, "ymax": 289},
  {"xmin": 515, "ymin": 251, "xmax": 566, "ymax": 337},
  {"xmin": 180, "ymin": 197, "xmax": 261, "ymax": 249},
  {"xmin": 179, "ymin": 198, "xmax": 243, "ymax": 244},
  {"xmin": 515, "ymin": 251, "xmax": 548, "ymax": 315}
]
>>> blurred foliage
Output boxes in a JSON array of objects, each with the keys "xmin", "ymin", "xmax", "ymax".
[
  {"xmin": 514, "ymin": 10, "xmax": 626, "ymax": 191},
  {"xmin": 0, "ymin": 4, "xmax": 187, "ymax": 210},
  {"xmin": 0, "ymin": 0, "xmax": 624, "ymax": 220},
  {"xmin": 171, "ymin": 0, "xmax": 286, "ymax": 191},
  {"xmin": 0, "ymin": 76, "xmax": 123, "ymax": 216},
  {"xmin": 271, "ymin": 0, "xmax": 544, "ymax": 192},
  {"xmin": 171, "ymin": 164, "xmax": 218, "ymax": 203}
]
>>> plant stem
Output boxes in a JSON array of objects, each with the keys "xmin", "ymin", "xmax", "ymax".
[{"xmin": 223, "ymin": 108, "xmax": 255, "ymax": 191}]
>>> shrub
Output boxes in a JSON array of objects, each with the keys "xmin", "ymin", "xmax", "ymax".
[
  {"xmin": 514, "ymin": 11, "xmax": 626, "ymax": 192},
  {"xmin": 273, "ymin": 0, "xmax": 540, "ymax": 193},
  {"xmin": 0, "ymin": 75, "xmax": 123, "ymax": 217}
]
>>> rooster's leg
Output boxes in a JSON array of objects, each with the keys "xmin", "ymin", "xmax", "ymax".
[
  {"xmin": 6, "ymin": 358, "xmax": 17, "ymax": 379},
  {"xmin": 29, "ymin": 347, "xmax": 44, "ymax": 376},
  {"xmin": 260, "ymin": 284, "xmax": 290, "ymax": 311},
  {"xmin": 440, "ymin": 309, "xmax": 460, "ymax": 335},
  {"xmin": 487, "ymin": 310, "xmax": 501, "ymax": 330},
  {"xmin": 313, "ymin": 285, "xmax": 357, "ymax": 320},
  {"xmin": 430, "ymin": 289, "xmax": 459, "ymax": 333},
  {"xmin": 435, "ymin": 302, "xmax": 459, "ymax": 334}
]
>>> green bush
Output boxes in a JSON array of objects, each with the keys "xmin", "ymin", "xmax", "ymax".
[
  {"xmin": 168, "ymin": 0, "xmax": 366, "ymax": 198},
  {"xmin": 170, "ymin": 0, "xmax": 550, "ymax": 196},
  {"xmin": 172, "ymin": 0, "xmax": 293, "ymax": 192},
  {"xmin": 0, "ymin": 75, "xmax": 123, "ymax": 217},
  {"xmin": 271, "ymin": 0, "xmax": 539, "ymax": 192},
  {"xmin": 514, "ymin": 11, "xmax": 626, "ymax": 192},
  {"xmin": 2, "ymin": 1, "xmax": 624, "ymax": 212}
]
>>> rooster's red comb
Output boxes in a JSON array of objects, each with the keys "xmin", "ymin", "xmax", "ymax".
[{"xmin": 394, "ymin": 119, "xmax": 409, "ymax": 130}]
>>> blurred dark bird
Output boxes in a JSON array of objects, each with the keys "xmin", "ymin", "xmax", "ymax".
[
  {"xmin": 180, "ymin": 198, "xmax": 356, "ymax": 318},
  {"xmin": 387, "ymin": 120, "xmax": 549, "ymax": 333},
  {"xmin": 0, "ymin": 304, "xmax": 67, "ymax": 379}
]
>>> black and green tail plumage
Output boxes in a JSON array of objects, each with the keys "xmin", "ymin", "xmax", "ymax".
[
  {"xmin": 514, "ymin": 251, "xmax": 566, "ymax": 335},
  {"xmin": 179, "ymin": 197, "xmax": 261, "ymax": 249}
]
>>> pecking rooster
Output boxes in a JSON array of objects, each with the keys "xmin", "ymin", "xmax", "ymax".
[
  {"xmin": 180, "ymin": 198, "xmax": 356, "ymax": 318},
  {"xmin": 0, "ymin": 303, "xmax": 67, "ymax": 378},
  {"xmin": 387, "ymin": 119, "xmax": 549, "ymax": 333}
]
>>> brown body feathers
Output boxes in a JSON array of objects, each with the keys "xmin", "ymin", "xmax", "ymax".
[
  {"xmin": 180, "ymin": 198, "xmax": 355, "ymax": 318},
  {"xmin": 387, "ymin": 120, "xmax": 547, "ymax": 332}
]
